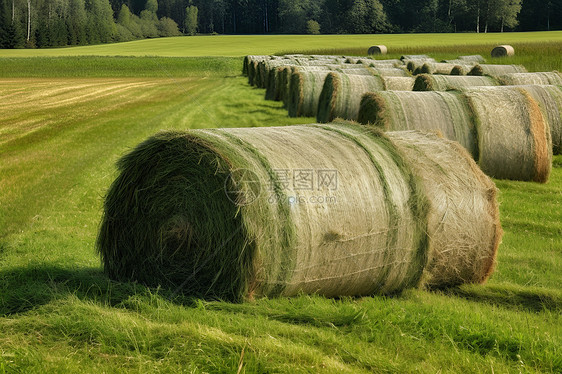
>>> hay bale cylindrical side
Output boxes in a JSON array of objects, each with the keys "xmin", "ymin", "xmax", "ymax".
[
  {"xmin": 381, "ymin": 77, "xmax": 416, "ymax": 91},
  {"xmin": 248, "ymin": 60, "xmax": 259, "ymax": 86},
  {"xmin": 413, "ymin": 74, "xmax": 500, "ymax": 91},
  {"xmin": 358, "ymin": 91, "xmax": 478, "ymax": 158},
  {"xmin": 469, "ymin": 64, "xmax": 527, "ymax": 77},
  {"xmin": 97, "ymin": 124, "xmax": 431, "ymax": 300},
  {"xmin": 491, "ymin": 45, "xmax": 515, "ymax": 58},
  {"xmin": 388, "ymin": 131, "xmax": 501, "ymax": 287},
  {"xmin": 514, "ymin": 85, "xmax": 562, "ymax": 155},
  {"xmin": 288, "ymin": 70, "xmax": 331, "ymax": 117},
  {"xmin": 498, "ymin": 72, "xmax": 562, "ymax": 86},
  {"xmin": 316, "ymin": 72, "xmax": 385, "ymax": 123},
  {"xmin": 368, "ymin": 45, "xmax": 388, "ymax": 55},
  {"xmin": 420, "ymin": 62, "xmax": 459, "ymax": 75},
  {"xmin": 458, "ymin": 55, "xmax": 486, "ymax": 64},
  {"xmin": 463, "ymin": 86, "xmax": 552, "ymax": 182},
  {"xmin": 372, "ymin": 67, "xmax": 410, "ymax": 77}
]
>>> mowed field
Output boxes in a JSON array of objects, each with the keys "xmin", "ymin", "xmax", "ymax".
[{"xmin": 0, "ymin": 33, "xmax": 561, "ymax": 373}]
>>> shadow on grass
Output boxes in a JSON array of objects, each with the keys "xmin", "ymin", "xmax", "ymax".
[
  {"xmin": 0, "ymin": 264, "xmax": 197, "ymax": 316},
  {"xmin": 438, "ymin": 284, "xmax": 562, "ymax": 313}
]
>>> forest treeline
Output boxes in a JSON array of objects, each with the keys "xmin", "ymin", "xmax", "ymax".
[{"xmin": 0, "ymin": 0, "xmax": 560, "ymax": 48}]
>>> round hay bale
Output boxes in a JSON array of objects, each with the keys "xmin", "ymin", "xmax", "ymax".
[
  {"xmin": 316, "ymin": 72, "xmax": 385, "ymax": 123},
  {"xmin": 463, "ymin": 86, "xmax": 552, "ymax": 182},
  {"xmin": 243, "ymin": 55, "xmax": 268, "ymax": 76},
  {"xmin": 97, "ymin": 123, "xmax": 430, "ymax": 300},
  {"xmin": 450, "ymin": 65, "xmax": 473, "ymax": 75},
  {"xmin": 514, "ymin": 85, "xmax": 562, "ymax": 155},
  {"xmin": 248, "ymin": 60, "xmax": 259, "ymax": 86},
  {"xmin": 413, "ymin": 74, "xmax": 499, "ymax": 91},
  {"xmin": 368, "ymin": 45, "xmax": 388, "ymax": 55},
  {"xmin": 401, "ymin": 55, "xmax": 435, "ymax": 62},
  {"xmin": 331, "ymin": 65, "xmax": 378, "ymax": 76},
  {"xmin": 458, "ymin": 55, "xmax": 486, "ymax": 64},
  {"xmin": 372, "ymin": 67, "xmax": 410, "ymax": 77},
  {"xmin": 357, "ymin": 91, "xmax": 478, "ymax": 158},
  {"xmin": 288, "ymin": 70, "xmax": 332, "ymax": 117},
  {"xmin": 491, "ymin": 45, "xmax": 515, "ymax": 58},
  {"xmin": 420, "ymin": 62, "xmax": 459, "ymax": 75},
  {"xmin": 498, "ymin": 72, "xmax": 562, "ymax": 86},
  {"xmin": 381, "ymin": 77, "xmax": 416, "ymax": 91},
  {"xmin": 388, "ymin": 131, "xmax": 501, "ymax": 287},
  {"xmin": 282, "ymin": 66, "xmax": 330, "ymax": 107},
  {"xmin": 469, "ymin": 64, "xmax": 527, "ymax": 77}
]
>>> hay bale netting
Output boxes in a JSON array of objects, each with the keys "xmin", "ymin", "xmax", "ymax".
[
  {"xmin": 419, "ymin": 62, "xmax": 461, "ymax": 75},
  {"xmin": 400, "ymin": 55, "xmax": 434, "ymax": 62},
  {"xmin": 372, "ymin": 67, "xmax": 410, "ymax": 77},
  {"xmin": 381, "ymin": 77, "xmax": 416, "ymax": 91},
  {"xmin": 463, "ymin": 86, "xmax": 552, "ymax": 182},
  {"xmin": 288, "ymin": 70, "xmax": 332, "ymax": 117},
  {"xmin": 469, "ymin": 64, "xmax": 527, "ymax": 77},
  {"xmin": 368, "ymin": 45, "xmax": 388, "ymax": 55},
  {"xmin": 491, "ymin": 45, "xmax": 515, "ymax": 58},
  {"xmin": 498, "ymin": 72, "xmax": 562, "ymax": 86},
  {"xmin": 357, "ymin": 91, "xmax": 478, "ymax": 157},
  {"xmin": 388, "ymin": 131, "xmax": 501, "ymax": 287},
  {"xmin": 515, "ymin": 85, "xmax": 562, "ymax": 155},
  {"xmin": 458, "ymin": 55, "xmax": 486, "ymax": 64},
  {"xmin": 413, "ymin": 74, "xmax": 499, "ymax": 91},
  {"xmin": 282, "ymin": 66, "xmax": 330, "ymax": 107},
  {"xmin": 97, "ymin": 124, "xmax": 432, "ymax": 300},
  {"xmin": 317, "ymin": 72, "xmax": 385, "ymax": 123}
]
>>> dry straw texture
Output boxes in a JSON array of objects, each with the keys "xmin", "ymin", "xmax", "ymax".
[
  {"xmin": 381, "ymin": 77, "xmax": 416, "ymax": 91},
  {"xmin": 469, "ymin": 64, "xmax": 527, "ymax": 77},
  {"xmin": 498, "ymin": 72, "xmax": 562, "ymax": 86},
  {"xmin": 288, "ymin": 70, "xmax": 332, "ymax": 117},
  {"xmin": 357, "ymin": 91, "xmax": 478, "ymax": 157},
  {"xmin": 491, "ymin": 45, "xmax": 515, "ymax": 57},
  {"xmin": 413, "ymin": 74, "xmax": 499, "ymax": 91},
  {"xmin": 514, "ymin": 85, "xmax": 562, "ymax": 155},
  {"xmin": 97, "ymin": 123, "xmax": 432, "ymax": 300},
  {"xmin": 463, "ymin": 86, "xmax": 552, "ymax": 182},
  {"xmin": 316, "ymin": 72, "xmax": 385, "ymax": 123},
  {"xmin": 368, "ymin": 45, "xmax": 388, "ymax": 55},
  {"xmin": 388, "ymin": 131, "xmax": 501, "ymax": 287}
]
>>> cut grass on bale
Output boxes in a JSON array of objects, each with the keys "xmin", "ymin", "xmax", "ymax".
[{"xmin": 0, "ymin": 36, "xmax": 561, "ymax": 373}]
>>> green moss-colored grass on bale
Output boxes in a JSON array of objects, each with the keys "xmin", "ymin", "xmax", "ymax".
[{"xmin": 287, "ymin": 70, "xmax": 331, "ymax": 117}]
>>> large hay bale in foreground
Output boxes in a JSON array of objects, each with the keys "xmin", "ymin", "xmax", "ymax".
[
  {"xmin": 388, "ymin": 131, "xmax": 501, "ymax": 287},
  {"xmin": 469, "ymin": 64, "xmax": 527, "ymax": 77},
  {"xmin": 381, "ymin": 77, "xmax": 416, "ymax": 91},
  {"xmin": 498, "ymin": 72, "xmax": 562, "ymax": 86},
  {"xmin": 514, "ymin": 85, "xmax": 562, "ymax": 155},
  {"xmin": 288, "ymin": 70, "xmax": 332, "ymax": 117},
  {"xmin": 463, "ymin": 86, "xmax": 552, "ymax": 182},
  {"xmin": 357, "ymin": 91, "xmax": 477, "ymax": 157},
  {"xmin": 491, "ymin": 45, "xmax": 515, "ymax": 57},
  {"xmin": 317, "ymin": 72, "xmax": 385, "ymax": 123},
  {"xmin": 413, "ymin": 74, "xmax": 499, "ymax": 91},
  {"xmin": 368, "ymin": 45, "xmax": 388, "ymax": 55},
  {"xmin": 97, "ymin": 124, "xmax": 431, "ymax": 300}
]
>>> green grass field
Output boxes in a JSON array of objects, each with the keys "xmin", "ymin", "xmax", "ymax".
[{"xmin": 0, "ymin": 33, "xmax": 561, "ymax": 373}]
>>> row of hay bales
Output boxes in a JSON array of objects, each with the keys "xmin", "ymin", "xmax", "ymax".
[
  {"xmin": 98, "ymin": 123, "xmax": 502, "ymax": 300},
  {"xmin": 244, "ymin": 54, "xmax": 562, "ymax": 181}
]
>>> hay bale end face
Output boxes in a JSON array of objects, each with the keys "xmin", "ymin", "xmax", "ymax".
[
  {"xmin": 368, "ymin": 45, "xmax": 388, "ymax": 55},
  {"xmin": 463, "ymin": 86, "xmax": 552, "ymax": 182},
  {"xmin": 97, "ymin": 124, "xmax": 432, "ymax": 300},
  {"xmin": 287, "ymin": 70, "xmax": 331, "ymax": 117},
  {"xmin": 388, "ymin": 131, "xmax": 501, "ymax": 287},
  {"xmin": 491, "ymin": 45, "xmax": 515, "ymax": 58}
]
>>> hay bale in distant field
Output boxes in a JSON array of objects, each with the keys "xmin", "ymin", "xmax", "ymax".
[
  {"xmin": 413, "ymin": 74, "xmax": 499, "ymax": 91},
  {"xmin": 469, "ymin": 64, "xmax": 527, "ymax": 77},
  {"xmin": 388, "ymin": 131, "xmax": 501, "ymax": 287},
  {"xmin": 368, "ymin": 45, "xmax": 388, "ymax": 55},
  {"xmin": 358, "ymin": 91, "xmax": 478, "ymax": 157},
  {"xmin": 463, "ymin": 86, "xmax": 552, "ymax": 182},
  {"xmin": 381, "ymin": 77, "xmax": 416, "ymax": 91},
  {"xmin": 288, "ymin": 70, "xmax": 332, "ymax": 117},
  {"xmin": 498, "ymin": 72, "xmax": 562, "ymax": 86},
  {"xmin": 317, "ymin": 72, "xmax": 385, "ymax": 123},
  {"xmin": 97, "ymin": 124, "xmax": 431, "ymax": 300},
  {"xmin": 491, "ymin": 45, "xmax": 515, "ymax": 57},
  {"xmin": 514, "ymin": 85, "xmax": 562, "ymax": 155}
]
